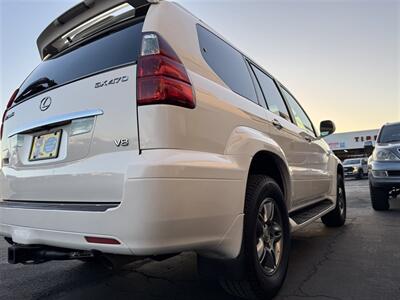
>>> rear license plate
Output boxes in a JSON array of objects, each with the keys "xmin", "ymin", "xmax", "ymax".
[{"xmin": 29, "ymin": 130, "xmax": 62, "ymax": 161}]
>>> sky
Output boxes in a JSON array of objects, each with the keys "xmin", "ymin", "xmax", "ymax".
[{"xmin": 0, "ymin": 0, "xmax": 399, "ymax": 133}]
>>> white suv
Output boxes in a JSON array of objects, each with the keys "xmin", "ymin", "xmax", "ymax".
[
  {"xmin": 0, "ymin": 1, "xmax": 346, "ymax": 298},
  {"xmin": 343, "ymin": 157, "xmax": 368, "ymax": 179}
]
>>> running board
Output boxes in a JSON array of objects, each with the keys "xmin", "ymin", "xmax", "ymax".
[{"xmin": 289, "ymin": 199, "xmax": 335, "ymax": 230}]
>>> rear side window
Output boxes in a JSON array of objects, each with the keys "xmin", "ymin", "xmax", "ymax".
[
  {"xmin": 196, "ymin": 25, "xmax": 257, "ymax": 103},
  {"xmin": 15, "ymin": 21, "xmax": 144, "ymax": 103},
  {"xmin": 250, "ymin": 65, "xmax": 290, "ymax": 121}
]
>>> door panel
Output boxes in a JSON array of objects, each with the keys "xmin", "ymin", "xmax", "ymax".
[
  {"xmin": 265, "ymin": 113, "xmax": 314, "ymax": 205},
  {"xmin": 278, "ymin": 85, "xmax": 331, "ymax": 201},
  {"xmin": 249, "ymin": 63, "xmax": 315, "ymax": 206}
]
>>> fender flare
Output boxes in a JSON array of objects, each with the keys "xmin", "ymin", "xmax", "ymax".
[{"xmin": 224, "ymin": 126, "xmax": 292, "ymax": 208}]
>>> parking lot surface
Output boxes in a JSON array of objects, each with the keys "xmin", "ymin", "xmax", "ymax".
[{"xmin": 1, "ymin": 179, "xmax": 399, "ymax": 300}]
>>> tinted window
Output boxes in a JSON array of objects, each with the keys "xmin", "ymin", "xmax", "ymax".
[
  {"xmin": 15, "ymin": 21, "xmax": 144, "ymax": 103},
  {"xmin": 280, "ymin": 87, "xmax": 315, "ymax": 135},
  {"xmin": 248, "ymin": 63, "xmax": 267, "ymax": 109},
  {"xmin": 250, "ymin": 65, "xmax": 290, "ymax": 120},
  {"xmin": 378, "ymin": 124, "xmax": 400, "ymax": 143},
  {"xmin": 344, "ymin": 159, "xmax": 361, "ymax": 165},
  {"xmin": 197, "ymin": 25, "xmax": 257, "ymax": 103}
]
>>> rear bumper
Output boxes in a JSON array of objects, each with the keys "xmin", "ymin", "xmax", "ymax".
[{"xmin": 0, "ymin": 149, "xmax": 247, "ymax": 259}]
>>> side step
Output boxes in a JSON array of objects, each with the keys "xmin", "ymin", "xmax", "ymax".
[{"xmin": 289, "ymin": 199, "xmax": 333, "ymax": 225}]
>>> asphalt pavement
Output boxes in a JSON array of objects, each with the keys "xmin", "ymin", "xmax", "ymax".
[{"xmin": 1, "ymin": 178, "xmax": 399, "ymax": 300}]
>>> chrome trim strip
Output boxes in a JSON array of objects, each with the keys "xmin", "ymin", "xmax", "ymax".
[
  {"xmin": 8, "ymin": 109, "xmax": 103, "ymax": 137},
  {"xmin": 61, "ymin": 3, "xmax": 135, "ymax": 44},
  {"xmin": 0, "ymin": 200, "xmax": 119, "ymax": 212}
]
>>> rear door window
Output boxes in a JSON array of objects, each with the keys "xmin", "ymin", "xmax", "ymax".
[
  {"xmin": 250, "ymin": 64, "xmax": 290, "ymax": 121},
  {"xmin": 15, "ymin": 20, "xmax": 144, "ymax": 104},
  {"xmin": 196, "ymin": 24, "xmax": 257, "ymax": 103}
]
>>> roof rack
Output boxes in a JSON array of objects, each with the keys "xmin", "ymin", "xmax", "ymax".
[{"xmin": 36, "ymin": 0, "xmax": 151, "ymax": 60}]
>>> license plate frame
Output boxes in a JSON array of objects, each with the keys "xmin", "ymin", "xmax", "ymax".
[{"xmin": 29, "ymin": 130, "xmax": 62, "ymax": 161}]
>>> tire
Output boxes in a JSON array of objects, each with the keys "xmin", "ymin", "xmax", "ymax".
[
  {"xmin": 357, "ymin": 169, "xmax": 363, "ymax": 179},
  {"xmin": 370, "ymin": 184, "xmax": 389, "ymax": 211},
  {"xmin": 321, "ymin": 174, "xmax": 346, "ymax": 227},
  {"xmin": 219, "ymin": 175, "xmax": 290, "ymax": 300}
]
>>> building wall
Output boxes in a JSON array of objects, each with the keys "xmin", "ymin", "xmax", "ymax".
[{"xmin": 324, "ymin": 129, "xmax": 379, "ymax": 161}]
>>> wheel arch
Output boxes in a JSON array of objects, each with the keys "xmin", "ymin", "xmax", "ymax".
[
  {"xmin": 224, "ymin": 126, "xmax": 292, "ymax": 211},
  {"xmin": 337, "ymin": 162, "xmax": 344, "ymax": 178},
  {"xmin": 247, "ymin": 151, "xmax": 292, "ymax": 211}
]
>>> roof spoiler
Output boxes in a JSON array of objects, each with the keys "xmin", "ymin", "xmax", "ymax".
[{"xmin": 36, "ymin": 0, "xmax": 154, "ymax": 60}]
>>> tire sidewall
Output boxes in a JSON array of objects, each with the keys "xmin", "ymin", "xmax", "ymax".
[
  {"xmin": 369, "ymin": 182, "xmax": 389, "ymax": 210},
  {"xmin": 337, "ymin": 174, "xmax": 346, "ymax": 221},
  {"xmin": 244, "ymin": 177, "xmax": 290, "ymax": 296}
]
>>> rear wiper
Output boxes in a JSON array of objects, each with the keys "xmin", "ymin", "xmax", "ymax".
[{"xmin": 15, "ymin": 77, "xmax": 57, "ymax": 103}]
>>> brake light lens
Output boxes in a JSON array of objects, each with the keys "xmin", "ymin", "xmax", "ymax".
[
  {"xmin": 138, "ymin": 55, "xmax": 190, "ymax": 84},
  {"xmin": 1, "ymin": 89, "xmax": 19, "ymax": 140},
  {"xmin": 137, "ymin": 33, "xmax": 195, "ymax": 109}
]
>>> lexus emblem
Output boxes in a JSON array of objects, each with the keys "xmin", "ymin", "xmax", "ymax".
[{"xmin": 40, "ymin": 97, "xmax": 52, "ymax": 111}]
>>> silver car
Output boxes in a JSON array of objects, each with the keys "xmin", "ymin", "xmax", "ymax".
[{"xmin": 369, "ymin": 122, "xmax": 400, "ymax": 210}]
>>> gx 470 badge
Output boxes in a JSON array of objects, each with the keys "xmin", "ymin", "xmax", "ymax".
[{"xmin": 95, "ymin": 76, "xmax": 129, "ymax": 88}]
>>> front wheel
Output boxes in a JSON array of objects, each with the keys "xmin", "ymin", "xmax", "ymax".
[
  {"xmin": 220, "ymin": 175, "xmax": 290, "ymax": 299},
  {"xmin": 321, "ymin": 174, "xmax": 346, "ymax": 227},
  {"xmin": 370, "ymin": 184, "xmax": 389, "ymax": 211}
]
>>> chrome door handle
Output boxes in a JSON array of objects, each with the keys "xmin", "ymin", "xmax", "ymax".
[
  {"xmin": 304, "ymin": 136, "xmax": 313, "ymax": 142},
  {"xmin": 272, "ymin": 119, "xmax": 283, "ymax": 130}
]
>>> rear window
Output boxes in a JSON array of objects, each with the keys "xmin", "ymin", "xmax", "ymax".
[
  {"xmin": 378, "ymin": 124, "xmax": 400, "ymax": 143},
  {"xmin": 15, "ymin": 20, "xmax": 144, "ymax": 104},
  {"xmin": 196, "ymin": 24, "xmax": 257, "ymax": 103}
]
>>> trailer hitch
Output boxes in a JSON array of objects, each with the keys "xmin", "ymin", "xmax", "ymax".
[{"xmin": 8, "ymin": 244, "xmax": 94, "ymax": 264}]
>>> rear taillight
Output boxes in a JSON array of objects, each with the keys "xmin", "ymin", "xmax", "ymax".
[
  {"xmin": 1, "ymin": 89, "xmax": 19, "ymax": 140},
  {"xmin": 137, "ymin": 33, "xmax": 195, "ymax": 109}
]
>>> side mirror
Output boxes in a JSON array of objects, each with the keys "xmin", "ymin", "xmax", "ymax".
[
  {"xmin": 364, "ymin": 141, "xmax": 374, "ymax": 156},
  {"xmin": 320, "ymin": 120, "xmax": 336, "ymax": 137}
]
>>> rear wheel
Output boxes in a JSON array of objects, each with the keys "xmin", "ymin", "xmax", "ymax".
[
  {"xmin": 370, "ymin": 184, "xmax": 389, "ymax": 211},
  {"xmin": 219, "ymin": 175, "xmax": 290, "ymax": 299},
  {"xmin": 321, "ymin": 174, "xmax": 346, "ymax": 227}
]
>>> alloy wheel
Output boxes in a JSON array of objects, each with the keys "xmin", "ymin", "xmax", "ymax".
[{"xmin": 256, "ymin": 198, "xmax": 283, "ymax": 275}]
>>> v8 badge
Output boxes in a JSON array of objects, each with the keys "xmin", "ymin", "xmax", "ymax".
[{"xmin": 114, "ymin": 138, "xmax": 129, "ymax": 147}]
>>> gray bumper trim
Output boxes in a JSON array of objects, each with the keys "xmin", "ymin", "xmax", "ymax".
[{"xmin": 0, "ymin": 200, "xmax": 120, "ymax": 212}]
